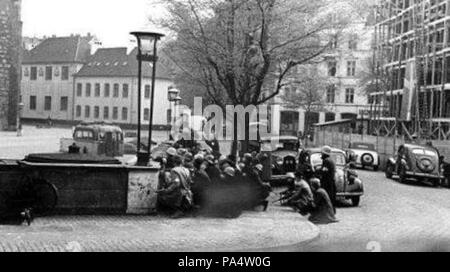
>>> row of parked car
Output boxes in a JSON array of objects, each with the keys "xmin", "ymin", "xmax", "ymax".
[{"xmin": 267, "ymin": 136, "xmax": 450, "ymax": 191}]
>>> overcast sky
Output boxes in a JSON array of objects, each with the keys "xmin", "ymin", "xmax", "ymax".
[{"xmin": 22, "ymin": 0, "xmax": 165, "ymax": 48}]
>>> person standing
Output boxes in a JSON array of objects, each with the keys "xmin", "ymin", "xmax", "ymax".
[{"xmin": 320, "ymin": 146, "xmax": 337, "ymax": 209}]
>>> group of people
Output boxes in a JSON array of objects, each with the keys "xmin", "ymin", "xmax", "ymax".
[
  {"xmin": 279, "ymin": 146, "xmax": 339, "ymax": 225},
  {"xmin": 155, "ymin": 140, "xmax": 340, "ymax": 225},
  {"xmin": 155, "ymin": 145, "xmax": 272, "ymax": 219}
]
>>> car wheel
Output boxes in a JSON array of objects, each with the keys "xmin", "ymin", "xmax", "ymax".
[
  {"xmin": 361, "ymin": 154, "xmax": 374, "ymax": 168},
  {"xmin": 351, "ymin": 197, "xmax": 360, "ymax": 207},
  {"xmin": 385, "ymin": 164, "xmax": 393, "ymax": 179}
]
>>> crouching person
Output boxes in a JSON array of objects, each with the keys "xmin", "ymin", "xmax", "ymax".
[
  {"xmin": 157, "ymin": 155, "xmax": 194, "ymax": 218},
  {"xmin": 308, "ymin": 178, "xmax": 339, "ymax": 225},
  {"xmin": 286, "ymin": 172, "xmax": 314, "ymax": 216}
]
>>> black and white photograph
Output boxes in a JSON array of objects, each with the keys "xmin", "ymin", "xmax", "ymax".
[{"xmin": 0, "ymin": 0, "xmax": 449, "ymax": 254}]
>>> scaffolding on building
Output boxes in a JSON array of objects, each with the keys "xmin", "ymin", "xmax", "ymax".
[{"xmin": 371, "ymin": 0, "xmax": 450, "ymax": 143}]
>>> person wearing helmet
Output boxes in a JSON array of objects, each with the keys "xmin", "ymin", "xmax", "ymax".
[
  {"xmin": 165, "ymin": 147, "xmax": 177, "ymax": 170},
  {"xmin": 157, "ymin": 155, "xmax": 193, "ymax": 218},
  {"xmin": 320, "ymin": 146, "xmax": 337, "ymax": 210},
  {"xmin": 308, "ymin": 178, "xmax": 338, "ymax": 224},
  {"xmin": 285, "ymin": 171, "xmax": 314, "ymax": 216}
]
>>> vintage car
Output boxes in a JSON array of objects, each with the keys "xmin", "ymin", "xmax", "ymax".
[
  {"xmin": 347, "ymin": 142, "xmax": 380, "ymax": 171},
  {"xmin": 385, "ymin": 144, "xmax": 443, "ymax": 187},
  {"xmin": 60, "ymin": 122, "xmax": 124, "ymax": 157},
  {"xmin": 305, "ymin": 147, "xmax": 364, "ymax": 207},
  {"xmin": 257, "ymin": 136, "xmax": 300, "ymax": 184}
]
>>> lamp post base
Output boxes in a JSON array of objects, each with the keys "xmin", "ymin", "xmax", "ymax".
[{"xmin": 137, "ymin": 152, "xmax": 150, "ymax": 166}]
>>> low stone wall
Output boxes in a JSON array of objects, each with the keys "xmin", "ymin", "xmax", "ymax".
[{"xmin": 0, "ymin": 161, "xmax": 160, "ymax": 215}]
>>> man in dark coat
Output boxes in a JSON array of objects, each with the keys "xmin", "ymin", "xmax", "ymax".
[
  {"xmin": 204, "ymin": 155, "xmax": 222, "ymax": 182},
  {"xmin": 205, "ymin": 133, "xmax": 221, "ymax": 159},
  {"xmin": 244, "ymin": 164, "xmax": 271, "ymax": 211},
  {"xmin": 320, "ymin": 146, "xmax": 337, "ymax": 209},
  {"xmin": 191, "ymin": 155, "xmax": 211, "ymax": 207},
  {"xmin": 309, "ymin": 178, "xmax": 338, "ymax": 224}
]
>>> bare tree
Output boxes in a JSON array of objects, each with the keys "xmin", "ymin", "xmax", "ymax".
[
  {"xmin": 280, "ymin": 65, "xmax": 330, "ymax": 133},
  {"xmin": 154, "ymin": 0, "xmax": 352, "ymax": 153},
  {"xmin": 358, "ymin": 56, "xmax": 393, "ymax": 97}
]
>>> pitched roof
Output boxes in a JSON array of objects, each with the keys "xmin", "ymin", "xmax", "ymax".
[
  {"xmin": 23, "ymin": 35, "xmax": 92, "ymax": 64},
  {"xmin": 75, "ymin": 47, "xmax": 172, "ymax": 80}
]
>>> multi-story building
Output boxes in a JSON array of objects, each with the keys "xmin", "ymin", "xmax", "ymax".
[
  {"xmin": 73, "ymin": 47, "xmax": 173, "ymax": 127},
  {"xmin": 372, "ymin": 0, "xmax": 450, "ymax": 140},
  {"xmin": 0, "ymin": 0, "xmax": 21, "ymax": 131},
  {"xmin": 270, "ymin": 6, "xmax": 375, "ymax": 137},
  {"xmin": 21, "ymin": 34, "xmax": 94, "ymax": 121}
]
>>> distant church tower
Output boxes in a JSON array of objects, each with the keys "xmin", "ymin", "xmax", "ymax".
[{"xmin": 0, "ymin": 0, "xmax": 21, "ymax": 131}]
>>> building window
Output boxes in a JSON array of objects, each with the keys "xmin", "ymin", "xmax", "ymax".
[
  {"xmin": 95, "ymin": 83, "xmax": 101, "ymax": 97},
  {"xmin": 345, "ymin": 88, "xmax": 355, "ymax": 104},
  {"xmin": 76, "ymin": 105, "xmax": 81, "ymax": 117},
  {"xmin": 60, "ymin": 96, "xmax": 68, "ymax": 111},
  {"xmin": 85, "ymin": 106, "xmax": 91, "ymax": 118},
  {"xmin": 30, "ymin": 67, "xmax": 37, "ymax": 80},
  {"xmin": 103, "ymin": 107, "xmax": 109, "ymax": 119},
  {"xmin": 328, "ymin": 61, "xmax": 337, "ymax": 77},
  {"xmin": 61, "ymin": 66, "xmax": 69, "ymax": 80},
  {"xmin": 94, "ymin": 106, "xmax": 100, "ymax": 119},
  {"xmin": 44, "ymin": 96, "xmax": 52, "ymax": 111},
  {"xmin": 86, "ymin": 83, "xmax": 91, "ymax": 97},
  {"xmin": 145, "ymin": 85, "xmax": 151, "ymax": 98},
  {"xmin": 122, "ymin": 107, "xmax": 128, "ymax": 121},
  {"xmin": 326, "ymin": 85, "xmax": 336, "ymax": 104},
  {"xmin": 144, "ymin": 108, "xmax": 150, "ymax": 121},
  {"xmin": 45, "ymin": 66, "xmax": 53, "ymax": 80},
  {"xmin": 104, "ymin": 83, "xmax": 110, "ymax": 97},
  {"xmin": 30, "ymin": 96, "xmax": 37, "ymax": 110},
  {"xmin": 123, "ymin": 84, "xmax": 129, "ymax": 98},
  {"xmin": 113, "ymin": 84, "xmax": 119, "ymax": 97},
  {"xmin": 24, "ymin": 67, "xmax": 29, "ymax": 77},
  {"xmin": 77, "ymin": 83, "xmax": 82, "ymax": 97},
  {"xmin": 113, "ymin": 107, "xmax": 119, "ymax": 120},
  {"xmin": 347, "ymin": 61, "xmax": 356, "ymax": 77}
]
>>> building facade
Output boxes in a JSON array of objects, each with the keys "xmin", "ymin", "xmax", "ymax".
[
  {"xmin": 21, "ymin": 35, "xmax": 93, "ymax": 121},
  {"xmin": 0, "ymin": 0, "xmax": 21, "ymax": 131},
  {"xmin": 73, "ymin": 48, "xmax": 173, "ymax": 127},
  {"xmin": 270, "ymin": 9, "xmax": 375, "ymax": 137}
]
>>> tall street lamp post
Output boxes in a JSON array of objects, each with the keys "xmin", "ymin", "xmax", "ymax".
[{"xmin": 130, "ymin": 31, "xmax": 165, "ymax": 166}]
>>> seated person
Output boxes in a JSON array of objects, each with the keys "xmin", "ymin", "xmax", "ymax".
[
  {"xmin": 308, "ymin": 178, "xmax": 339, "ymax": 225},
  {"xmin": 157, "ymin": 156, "xmax": 193, "ymax": 218}
]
